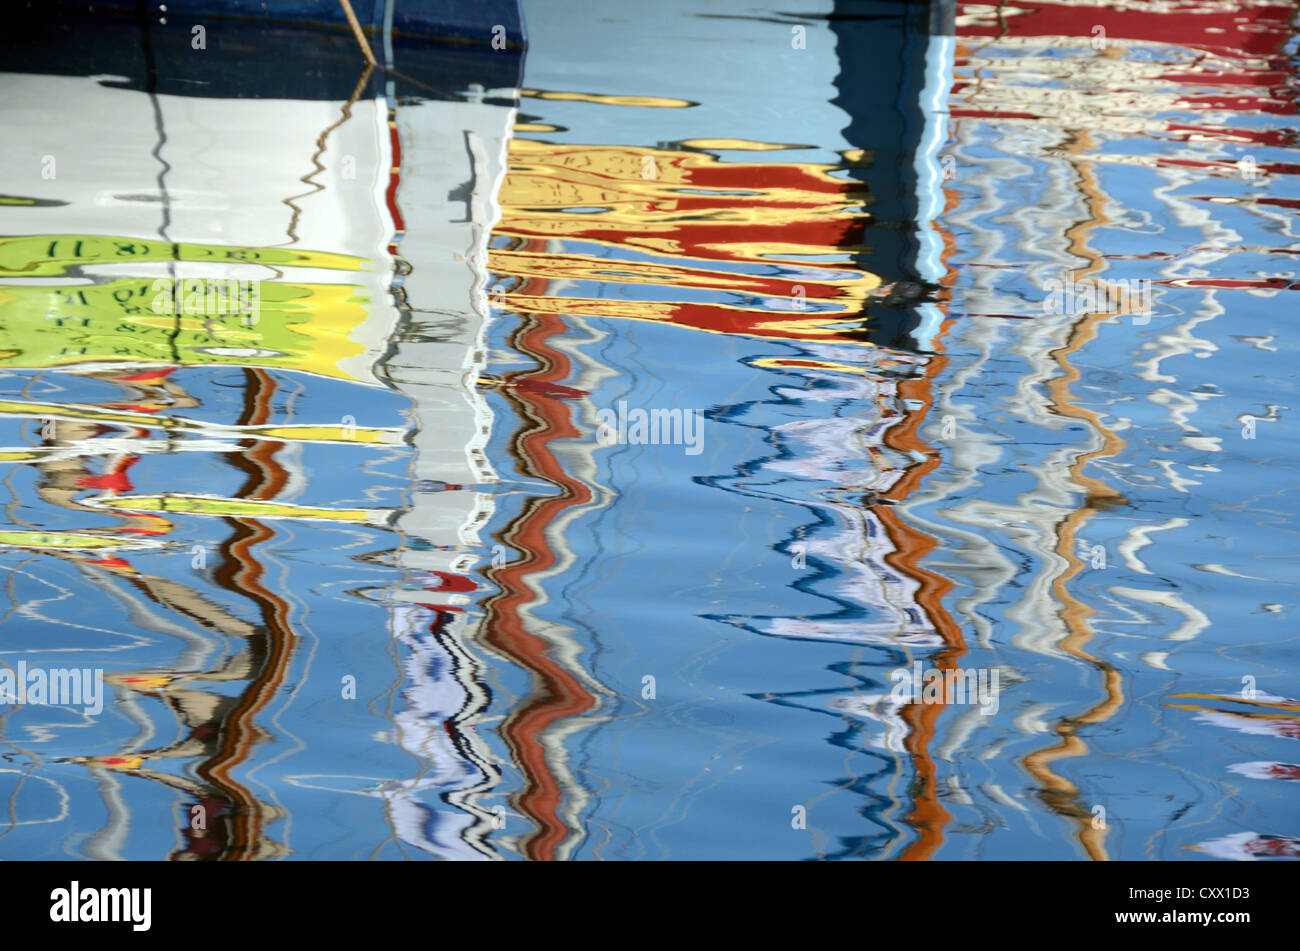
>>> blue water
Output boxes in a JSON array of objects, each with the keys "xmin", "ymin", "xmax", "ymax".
[{"xmin": 0, "ymin": 0, "xmax": 1297, "ymax": 861}]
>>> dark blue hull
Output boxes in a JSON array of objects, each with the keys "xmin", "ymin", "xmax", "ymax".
[
  {"xmin": 3, "ymin": 0, "xmax": 525, "ymax": 101},
  {"xmin": 11, "ymin": 0, "xmax": 524, "ymax": 47}
]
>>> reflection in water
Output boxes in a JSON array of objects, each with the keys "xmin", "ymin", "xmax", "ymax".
[
  {"xmin": 0, "ymin": 0, "xmax": 1297, "ymax": 860},
  {"xmin": 492, "ymin": 140, "xmax": 886, "ymax": 342}
]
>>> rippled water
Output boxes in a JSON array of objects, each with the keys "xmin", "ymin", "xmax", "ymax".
[{"xmin": 0, "ymin": 0, "xmax": 1297, "ymax": 861}]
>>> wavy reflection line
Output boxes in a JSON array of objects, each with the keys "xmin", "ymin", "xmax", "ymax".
[
  {"xmin": 878, "ymin": 240, "xmax": 967, "ymax": 859},
  {"xmin": 882, "ymin": 70, "xmax": 966, "ymax": 859},
  {"xmin": 877, "ymin": 343, "xmax": 970, "ymax": 861},
  {"xmin": 1020, "ymin": 122, "xmax": 1127, "ymax": 863},
  {"xmin": 189, "ymin": 367, "xmax": 299, "ymax": 860},
  {"xmin": 274, "ymin": 63, "xmax": 375, "ymax": 250},
  {"xmin": 481, "ymin": 302, "xmax": 600, "ymax": 860}
]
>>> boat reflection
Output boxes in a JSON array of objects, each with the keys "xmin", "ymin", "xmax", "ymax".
[{"xmin": 0, "ymin": 0, "xmax": 1297, "ymax": 861}]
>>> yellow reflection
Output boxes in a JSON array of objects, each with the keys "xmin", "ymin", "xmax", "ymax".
[
  {"xmin": 88, "ymin": 493, "xmax": 389, "ymax": 525},
  {"xmin": 0, "ymin": 530, "xmax": 159, "ymax": 550},
  {"xmin": 489, "ymin": 248, "xmax": 876, "ymax": 297},
  {"xmin": 520, "ymin": 89, "xmax": 694, "ymax": 108},
  {"xmin": 676, "ymin": 138, "xmax": 811, "ymax": 151},
  {"xmin": 0, "ymin": 278, "xmax": 375, "ymax": 381},
  {"xmin": 0, "ymin": 234, "xmax": 365, "ymax": 277}
]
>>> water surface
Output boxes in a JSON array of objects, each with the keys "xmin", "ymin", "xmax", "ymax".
[{"xmin": 0, "ymin": 0, "xmax": 1297, "ymax": 861}]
